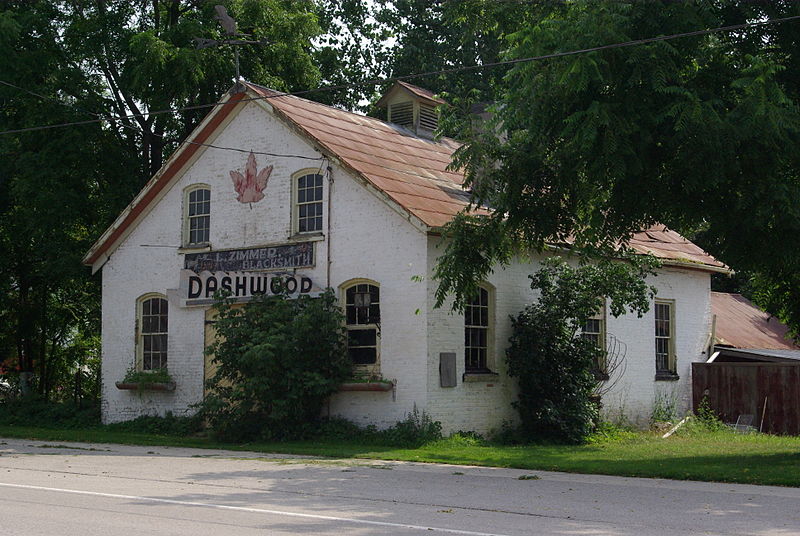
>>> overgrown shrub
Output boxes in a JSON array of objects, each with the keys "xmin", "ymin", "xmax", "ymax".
[
  {"xmin": 506, "ymin": 257, "xmax": 655, "ymax": 444},
  {"xmin": 106, "ymin": 412, "xmax": 204, "ymax": 436},
  {"xmin": 314, "ymin": 410, "xmax": 443, "ymax": 447},
  {"xmin": 200, "ymin": 289, "xmax": 352, "ymax": 441},
  {"xmin": 0, "ymin": 397, "xmax": 100, "ymax": 429},
  {"xmin": 651, "ymin": 390, "xmax": 679, "ymax": 424},
  {"xmin": 379, "ymin": 406, "xmax": 442, "ymax": 447}
]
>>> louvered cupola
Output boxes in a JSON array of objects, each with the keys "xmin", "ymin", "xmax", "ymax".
[{"xmin": 376, "ymin": 81, "xmax": 445, "ymax": 139}]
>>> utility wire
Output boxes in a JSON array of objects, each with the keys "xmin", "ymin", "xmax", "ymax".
[
  {"xmin": 1, "ymin": 13, "xmax": 799, "ymax": 137},
  {"xmin": 0, "ymin": 79, "xmax": 323, "ymax": 161}
]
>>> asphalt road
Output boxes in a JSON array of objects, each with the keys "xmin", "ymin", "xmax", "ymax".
[{"xmin": 0, "ymin": 438, "xmax": 798, "ymax": 535}]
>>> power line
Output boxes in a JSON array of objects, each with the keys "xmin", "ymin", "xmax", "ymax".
[
  {"xmin": 0, "ymin": 79, "xmax": 323, "ymax": 161},
  {"xmin": 1, "ymin": 13, "xmax": 799, "ymax": 137}
]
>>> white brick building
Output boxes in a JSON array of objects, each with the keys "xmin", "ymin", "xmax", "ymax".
[{"xmin": 83, "ymin": 82, "xmax": 728, "ymax": 432}]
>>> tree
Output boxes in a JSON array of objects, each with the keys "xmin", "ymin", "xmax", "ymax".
[
  {"xmin": 506, "ymin": 257, "xmax": 655, "ymax": 443},
  {"xmin": 434, "ymin": 1, "xmax": 800, "ymax": 324},
  {"xmin": 0, "ymin": 0, "xmax": 359, "ymax": 399},
  {"xmin": 202, "ymin": 290, "xmax": 352, "ymax": 441}
]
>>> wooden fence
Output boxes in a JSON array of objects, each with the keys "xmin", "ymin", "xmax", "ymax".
[{"xmin": 692, "ymin": 362, "xmax": 800, "ymax": 435}]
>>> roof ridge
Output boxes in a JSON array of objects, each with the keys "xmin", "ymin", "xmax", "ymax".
[{"xmin": 244, "ymin": 81, "xmax": 458, "ymax": 143}]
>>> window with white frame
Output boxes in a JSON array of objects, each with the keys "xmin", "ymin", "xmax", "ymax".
[
  {"xmin": 295, "ymin": 172, "xmax": 323, "ymax": 233},
  {"xmin": 655, "ymin": 299, "xmax": 676, "ymax": 376},
  {"xmin": 465, "ymin": 286, "xmax": 492, "ymax": 373},
  {"xmin": 581, "ymin": 303, "xmax": 607, "ymax": 375},
  {"xmin": 184, "ymin": 186, "xmax": 210, "ymax": 246},
  {"xmin": 138, "ymin": 294, "xmax": 168, "ymax": 371},
  {"xmin": 343, "ymin": 282, "xmax": 380, "ymax": 366}
]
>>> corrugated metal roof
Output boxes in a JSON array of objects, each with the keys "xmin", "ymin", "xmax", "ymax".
[
  {"xmin": 716, "ymin": 347, "xmax": 800, "ymax": 362},
  {"xmin": 711, "ymin": 291, "xmax": 798, "ymax": 350},
  {"xmin": 250, "ymin": 83, "xmax": 472, "ymax": 228},
  {"xmin": 83, "ymin": 82, "xmax": 728, "ymax": 273},
  {"xmin": 628, "ymin": 226, "xmax": 727, "ymax": 270},
  {"xmin": 252, "ymin": 83, "xmax": 726, "ymax": 271}
]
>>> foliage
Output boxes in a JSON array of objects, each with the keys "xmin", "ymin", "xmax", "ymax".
[
  {"xmin": 121, "ymin": 366, "xmax": 174, "ymax": 386},
  {"xmin": 377, "ymin": 405, "xmax": 442, "ymax": 447},
  {"xmin": 201, "ymin": 289, "xmax": 352, "ymax": 441},
  {"xmin": 0, "ymin": 0, "xmax": 364, "ymax": 407},
  {"xmin": 693, "ymin": 396, "xmax": 728, "ymax": 432},
  {"xmin": 0, "ymin": 398, "xmax": 100, "ymax": 429},
  {"xmin": 434, "ymin": 1, "xmax": 800, "ymax": 330},
  {"xmin": 586, "ymin": 421, "xmax": 638, "ymax": 444},
  {"xmin": 651, "ymin": 390, "xmax": 680, "ymax": 425},
  {"xmin": 105, "ymin": 412, "xmax": 204, "ymax": 436},
  {"xmin": 506, "ymin": 257, "xmax": 655, "ymax": 444}
]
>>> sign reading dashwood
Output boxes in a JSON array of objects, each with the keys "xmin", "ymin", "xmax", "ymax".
[
  {"xmin": 184, "ymin": 243, "xmax": 313, "ymax": 272},
  {"xmin": 175, "ymin": 269, "xmax": 320, "ymax": 307}
]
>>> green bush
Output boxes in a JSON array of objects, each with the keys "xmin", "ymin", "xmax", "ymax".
[
  {"xmin": 315, "ymin": 410, "xmax": 443, "ymax": 447},
  {"xmin": 506, "ymin": 258, "xmax": 655, "ymax": 444},
  {"xmin": 201, "ymin": 289, "xmax": 352, "ymax": 441},
  {"xmin": 380, "ymin": 406, "xmax": 442, "ymax": 447},
  {"xmin": 106, "ymin": 412, "xmax": 204, "ymax": 436},
  {"xmin": 0, "ymin": 397, "xmax": 100, "ymax": 429}
]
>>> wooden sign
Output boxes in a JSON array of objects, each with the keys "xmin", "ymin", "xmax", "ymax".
[{"xmin": 184, "ymin": 243, "xmax": 313, "ymax": 272}]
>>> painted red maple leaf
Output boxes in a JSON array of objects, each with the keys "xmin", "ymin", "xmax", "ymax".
[{"xmin": 230, "ymin": 152, "xmax": 272, "ymax": 204}]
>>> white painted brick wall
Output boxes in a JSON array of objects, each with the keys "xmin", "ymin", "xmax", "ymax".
[
  {"xmin": 101, "ymin": 101, "xmax": 427, "ymax": 425},
  {"xmin": 100, "ymin": 99, "xmax": 712, "ymax": 433}
]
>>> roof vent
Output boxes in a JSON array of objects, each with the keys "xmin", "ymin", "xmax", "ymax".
[
  {"xmin": 388, "ymin": 101, "xmax": 414, "ymax": 128},
  {"xmin": 376, "ymin": 81, "xmax": 446, "ymax": 139}
]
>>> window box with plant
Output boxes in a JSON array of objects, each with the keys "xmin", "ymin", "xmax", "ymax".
[
  {"xmin": 339, "ymin": 373, "xmax": 394, "ymax": 392},
  {"xmin": 115, "ymin": 367, "xmax": 175, "ymax": 392}
]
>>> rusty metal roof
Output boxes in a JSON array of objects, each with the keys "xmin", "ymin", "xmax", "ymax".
[
  {"xmin": 254, "ymin": 84, "xmax": 726, "ymax": 272},
  {"xmin": 711, "ymin": 292, "xmax": 798, "ymax": 350},
  {"xmin": 628, "ymin": 226, "xmax": 728, "ymax": 271},
  {"xmin": 250, "ymin": 83, "xmax": 470, "ymax": 227},
  {"xmin": 83, "ymin": 82, "xmax": 728, "ymax": 273}
]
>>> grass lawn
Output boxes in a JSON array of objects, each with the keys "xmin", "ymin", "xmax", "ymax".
[{"xmin": 1, "ymin": 424, "xmax": 799, "ymax": 487}]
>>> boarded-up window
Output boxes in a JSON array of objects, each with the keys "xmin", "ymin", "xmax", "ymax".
[{"xmin": 345, "ymin": 283, "xmax": 380, "ymax": 365}]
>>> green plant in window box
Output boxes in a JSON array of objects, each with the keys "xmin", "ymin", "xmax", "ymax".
[{"xmin": 117, "ymin": 366, "xmax": 175, "ymax": 393}]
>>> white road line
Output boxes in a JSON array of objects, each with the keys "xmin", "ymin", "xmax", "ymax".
[{"xmin": 0, "ymin": 482, "xmax": 512, "ymax": 536}]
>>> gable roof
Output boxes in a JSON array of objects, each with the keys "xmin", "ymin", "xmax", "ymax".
[
  {"xmin": 375, "ymin": 81, "xmax": 447, "ymax": 108},
  {"xmin": 84, "ymin": 82, "xmax": 727, "ymax": 274},
  {"xmin": 711, "ymin": 291, "xmax": 797, "ymax": 350}
]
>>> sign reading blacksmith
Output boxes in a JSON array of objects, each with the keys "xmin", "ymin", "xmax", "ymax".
[
  {"xmin": 184, "ymin": 243, "xmax": 313, "ymax": 272},
  {"xmin": 172, "ymin": 269, "xmax": 322, "ymax": 307}
]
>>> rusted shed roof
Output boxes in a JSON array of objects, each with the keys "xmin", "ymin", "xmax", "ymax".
[
  {"xmin": 628, "ymin": 226, "xmax": 728, "ymax": 271},
  {"xmin": 83, "ymin": 82, "xmax": 728, "ymax": 273},
  {"xmin": 711, "ymin": 292, "xmax": 798, "ymax": 350},
  {"xmin": 250, "ymin": 83, "xmax": 470, "ymax": 227},
  {"xmin": 375, "ymin": 81, "xmax": 447, "ymax": 107}
]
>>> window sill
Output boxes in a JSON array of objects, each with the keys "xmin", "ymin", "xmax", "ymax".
[
  {"xmin": 115, "ymin": 381, "xmax": 176, "ymax": 392},
  {"xmin": 288, "ymin": 232, "xmax": 325, "ymax": 243},
  {"xmin": 178, "ymin": 244, "xmax": 212, "ymax": 254},
  {"xmin": 463, "ymin": 371, "xmax": 499, "ymax": 383},
  {"xmin": 654, "ymin": 372, "xmax": 680, "ymax": 382},
  {"xmin": 339, "ymin": 381, "xmax": 393, "ymax": 392}
]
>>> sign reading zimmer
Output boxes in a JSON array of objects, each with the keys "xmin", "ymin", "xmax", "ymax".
[
  {"xmin": 175, "ymin": 269, "xmax": 320, "ymax": 307},
  {"xmin": 184, "ymin": 243, "xmax": 313, "ymax": 272}
]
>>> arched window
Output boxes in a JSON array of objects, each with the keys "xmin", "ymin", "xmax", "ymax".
[
  {"xmin": 341, "ymin": 280, "xmax": 380, "ymax": 366},
  {"xmin": 184, "ymin": 185, "xmax": 211, "ymax": 246},
  {"xmin": 464, "ymin": 285, "xmax": 493, "ymax": 373},
  {"xmin": 138, "ymin": 294, "xmax": 168, "ymax": 371},
  {"xmin": 293, "ymin": 170, "xmax": 323, "ymax": 233}
]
